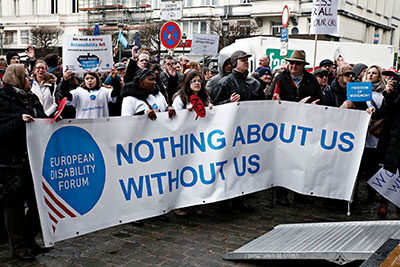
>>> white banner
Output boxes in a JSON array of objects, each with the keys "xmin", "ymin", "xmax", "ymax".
[
  {"xmin": 191, "ymin": 34, "xmax": 219, "ymax": 55},
  {"xmin": 62, "ymin": 35, "xmax": 113, "ymax": 73},
  {"xmin": 27, "ymin": 101, "xmax": 369, "ymax": 246},
  {"xmin": 310, "ymin": 0, "xmax": 338, "ymax": 35},
  {"xmin": 368, "ymin": 168, "xmax": 400, "ymax": 208}
]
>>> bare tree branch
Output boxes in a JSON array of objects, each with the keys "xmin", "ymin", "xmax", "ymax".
[{"xmin": 30, "ymin": 27, "xmax": 63, "ymax": 58}]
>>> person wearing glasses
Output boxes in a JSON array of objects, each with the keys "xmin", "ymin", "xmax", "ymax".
[
  {"xmin": 160, "ymin": 55, "xmax": 184, "ymax": 105},
  {"xmin": 271, "ymin": 50, "xmax": 321, "ymax": 104},
  {"xmin": 322, "ymin": 63, "xmax": 367, "ymax": 110},
  {"xmin": 313, "ymin": 67, "xmax": 330, "ymax": 95},
  {"xmin": 124, "ymin": 46, "xmax": 151, "ymax": 84},
  {"xmin": 30, "ymin": 60, "xmax": 58, "ymax": 117}
]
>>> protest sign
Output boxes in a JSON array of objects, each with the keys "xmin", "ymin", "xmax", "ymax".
[
  {"xmin": 310, "ymin": 0, "xmax": 338, "ymax": 35},
  {"xmin": 62, "ymin": 35, "xmax": 113, "ymax": 73},
  {"xmin": 347, "ymin": 82, "xmax": 372, "ymax": 102},
  {"xmin": 27, "ymin": 101, "xmax": 370, "ymax": 246},
  {"xmin": 191, "ymin": 34, "xmax": 219, "ymax": 55},
  {"xmin": 368, "ymin": 168, "xmax": 400, "ymax": 208},
  {"xmin": 161, "ymin": 2, "xmax": 183, "ymax": 20}
]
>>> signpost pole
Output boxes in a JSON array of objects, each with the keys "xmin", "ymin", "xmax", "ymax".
[{"xmin": 313, "ymin": 34, "xmax": 318, "ymax": 71}]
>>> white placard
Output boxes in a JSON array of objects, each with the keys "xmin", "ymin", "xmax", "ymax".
[
  {"xmin": 310, "ymin": 0, "xmax": 338, "ymax": 35},
  {"xmin": 62, "ymin": 35, "xmax": 113, "ymax": 73},
  {"xmin": 27, "ymin": 101, "xmax": 369, "ymax": 246},
  {"xmin": 191, "ymin": 34, "xmax": 219, "ymax": 55},
  {"xmin": 161, "ymin": 2, "xmax": 183, "ymax": 20},
  {"xmin": 368, "ymin": 168, "xmax": 400, "ymax": 208}
]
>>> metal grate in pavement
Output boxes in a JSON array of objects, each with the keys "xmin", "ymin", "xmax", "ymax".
[{"xmin": 224, "ymin": 221, "xmax": 400, "ymax": 265}]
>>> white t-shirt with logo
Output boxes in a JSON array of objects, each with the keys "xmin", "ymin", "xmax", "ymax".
[
  {"xmin": 121, "ymin": 92, "xmax": 168, "ymax": 116},
  {"xmin": 68, "ymin": 87, "xmax": 116, "ymax": 118}
]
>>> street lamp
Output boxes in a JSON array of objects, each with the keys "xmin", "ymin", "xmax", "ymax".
[
  {"xmin": 0, "ymin": 23, "xmax": 4, "ymax": 56},
  {"xmin": 182, "ymin": 33, "xmax": 187, "ymax": 55},
  {"xmin": 222, "ymin": 20, "xmax": 229, "ymax": 47},
  {"xmin": 118, "ymin": 23, "xmax": 124, "ymax": 62}
]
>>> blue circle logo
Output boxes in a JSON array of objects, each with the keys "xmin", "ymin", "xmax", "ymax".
[
  {"xmin": 42, "ymin": 126, "xmax": 106, "ymax": 215},
  {"xmin": 90, "ymin": 94, "xmax": 96, "ymax": 100},
  {"xmin": 152, "ymin": 103, "xmax": 159, "ymax": 110}
]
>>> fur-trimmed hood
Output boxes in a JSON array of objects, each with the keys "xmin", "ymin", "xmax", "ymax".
[{"xmin": 32, "ymin": 72, "xmax": 57, "ymax": 85}]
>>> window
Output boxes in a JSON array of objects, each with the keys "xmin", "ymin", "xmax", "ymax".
[
  {"xmin": 72, "ymin": 0, "xmax": 79, "ymax": 13},
  {"xmin": 153, "ymin": 0, "xmax": 159, "ymax": 9},
  {"xmin": 184, "ymin": 0, "xmax": 192, "ymax": 7},
  {"xmin": 4, "ymin": 31, "xmax": 17, "ymax": 45},
  {"xmin": 200, "ymin": 21, "xmax": 207, "ymax": 34},
  {"xmin": 21, "ymin": 30, "xmax": 29, "ymax": 45},
  {"xmin": 32, "ymin": 0, "xmax": 36, "ymax": 15},
  {"xmin": 201, "ymin": 0, "xmax": 218, "ymax": 5},
  {"xmin": 192, "ymin": 21, "xmax": 198, "ymax": 34},
  {"xmin": 240, "ymin": 0, "xmax": 250, "ymax": 3},
  {"xmin": 95, "ymin": 0, "xmax": 105, "ymax": 5},
  {"xmin": 51, "ymin": 0, "xmax": 58, "ymax": 14},
  {"xmin": 182, "ymin": 21, "xmax": 189, "ymax": 36},
  {"xmin": 272, "ymin": 21, "xmax": 282, "ymax": 36},
  {"xmin": 14, "ymin": 0, "xmax": 19, "ymax": 16},
  {"xmin": 0, "ymin": 0, "xmax": 2, "ymax": 17}
]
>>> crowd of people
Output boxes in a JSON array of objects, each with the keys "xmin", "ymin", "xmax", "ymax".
[{"xmin": 0, "ymin": 43, "xmax": 400, "ymax": 261}]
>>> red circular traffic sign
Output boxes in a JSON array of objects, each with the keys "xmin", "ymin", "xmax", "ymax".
[
  {"xmin": 282, "ymin": 5, "xmax": 290, "ymax": 28},
  {"xmin": 160, "ymin": 21, "xmax": 182, "ymax": 50}
]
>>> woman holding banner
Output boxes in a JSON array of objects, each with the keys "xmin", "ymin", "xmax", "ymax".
[
  {"xmin": 0, "ymin": 64, "xmax": 49, "ymax": 260},
  {"xmin": 121, "ymin": 68, "xmax": 176, "ymax": 120},
  {"xmin": 59, "ymin": 67, "xmax": 121, "ymax": 119},
  {"xmin": 172, "ymin": 70, "xmax": 213, "ymax": 111}
]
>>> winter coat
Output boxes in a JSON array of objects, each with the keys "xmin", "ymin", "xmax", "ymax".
[
  {"xmin": 160, "ymin": 71, "xmax": 184, "ymax": 105},
  {"xmin": 322, "ymin": 78, "xmax": 367, "ymax": 110},
  {"xmin": 213, "ymin": 69, "xmax": 264, "ymax": 105},
  {"xmin": 206, "ymin": 54, "xmax": 231, "ymax": 101},
  {"xmin": 31, "ymin": 72, "xmax": 58, "ymax": 116},
  {"xmin": 0, "ymin": 84, "xmax": 46, "ymax": 164},
  {"xmin": 383, "ymin": 90, "xmax": 400, "ymax": 173},
  {"xmin": 271, "ymin": 69, "xmax": 321, "ymax": 103}
]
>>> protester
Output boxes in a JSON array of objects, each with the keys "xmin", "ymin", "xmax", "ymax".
[
  {"xmin": 271, "ymin": 50, "xmax": 321, "ymax": 104},
  {"xmin": 0, "ymin": 64, "xmax": 50, "ymax": 260},
  {"xmin": 174, "ymin": 61, "xmax": 182, "ymax": 74},
  {"xmin": 206, "ymin": 54, "xmax": 231, "ymax": 102},
  {"xmin": 124, "ymin": 46, "xmax": 151, "ymax": 84},
  {"xmin": 322, "ymin": 63, "xmax": 365, "ymax": 109},
  {"xmin": 160, "ymin": 55, "xmax": 184, "ymax": 105},
  {"xmin": 44, "ymin": 53, "xmax": 62, "ymax": 83},
  {"xmin": 6, "ymin": 51, "xmax": 20, "ymax": 65},
  {"xmin": 255, "ymin": 66, "xmax": 273, "ymax": 98},
  {"xmin": 380, "ymin": 74, "xmax": 400, "ymax": 216},
  {"xmin": 172, "ymin": 70, "xmax": 213, "ymax": 111},
  {"xmin": 256, "ymin": 55, "xmax": 272, "ymax": 73},
  {"xmin": 313, "ymin": 68, "xmax": 330, "ymax": 95},
  {"xmin": 104, "ymin": 62, "xmax": 126, "ymax": 86},
  {"xmin": 149, "ymin": 61, "xmax": 168, "ymax": 101},
  {"xmin": 179, "ymin": 55, "xmax": 189, "ymax": 73},
  {"xmin": 186, "ymin": 61, "xmax": 201, "ymax": 73},
  {"xmin": 353, "ymin": 63, "xmax": 368, "ymax": 82},
  {"xmin": 319, "ymin": 59, "xmax": 335, "ymax": 84},
  {"xmin": 59, "ymin": 68, "xmax": 121, "ymax": 118},
  {"xmin": 0, "ymin": 58, "xmax": 7, "ymax": 87},
  {"xmin": 213, "ymin": 50, "xmax": 264, "ymax": 105},
  {"xmin": 30, "ymin": 60, "xmax": 58, "ymax": 116},
  {"xmin": 121, "ymin": 68, "xmax": 176, "ymax": 120}
]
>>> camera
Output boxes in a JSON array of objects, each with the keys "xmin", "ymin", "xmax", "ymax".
[{"xmin": 382, "ymin": 70, "xmax": 400, "ymax": 90}]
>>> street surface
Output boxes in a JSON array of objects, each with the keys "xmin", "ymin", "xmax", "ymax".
[{"xmin": 0, "ymin": 181, "xmax": 398, "ymax": 266}]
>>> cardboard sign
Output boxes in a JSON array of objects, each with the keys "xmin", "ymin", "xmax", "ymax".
[
  {"xmin": 189, "ymin": 94, "xmax": 206, "ymax": 120},
  {"xmin": 50, "ymin": 97, "xmax": 67, "ymax": 124},
  {"xmin": 347, "ymin": 82, "xmax": 372, "ymax": 102},
  {"xmin": 310, "ymin": 0, "xmax": 338, "ymax": 35}
]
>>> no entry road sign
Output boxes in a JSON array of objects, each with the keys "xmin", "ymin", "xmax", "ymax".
[{"xmin": 160, "ymin": 21, "xmax": 182, "ymax": 50}]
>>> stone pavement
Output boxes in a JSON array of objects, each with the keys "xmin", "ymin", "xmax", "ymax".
[{"xmin": 0, "ymin": 181, "xmax": 399, "ymax": 267}]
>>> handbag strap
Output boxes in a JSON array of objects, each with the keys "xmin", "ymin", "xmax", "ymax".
[{"xmin": 370, "ymin": 98, "xmax": 378, "ymax": 110}]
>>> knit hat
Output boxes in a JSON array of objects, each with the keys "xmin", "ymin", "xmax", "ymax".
[
  {"xmin": 6, "ymin": 51, "xmax": 19, "ymax": 65},
  {"xmin": 353, "ymin": 63, "xmax": 368, "ymax": 79},
  {"xmin": 319, "ymin": 59, "xmax": 333, "ymax": 67},
  {"xmin": 255, "ymin": 67, "xmax": 272, "ymax": 77}
]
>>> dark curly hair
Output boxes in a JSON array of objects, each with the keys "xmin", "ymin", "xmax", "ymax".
[{"xmin": 174, "ymin": 70, "xmax": 209, "ymax": 107}]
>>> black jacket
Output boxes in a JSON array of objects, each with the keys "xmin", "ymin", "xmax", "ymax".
[
  {"xmin": 160, "ymin": 71, "xmax": 184, "ymax": 105},
  {"xmin": 213, "ymin": 69, "xmax": 264, "ymax": 105},
  {"xmin": 0, "ymin": 84, "xmax": 46, "ymax": 164},
  {"xmin": 322, "ymin": 78, "xmax": 367, "ymax": 110},
  {"xmin": 271, "ymin": 69, "xmax": 321, "ymax": 103},
  {"xmin": 383, "ymin": 90, "xmax": 400, "ymax": 173}
]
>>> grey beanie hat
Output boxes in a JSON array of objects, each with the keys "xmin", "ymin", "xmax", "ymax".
[{"xmin": 353, "ymin": 63, "xmax": 368, "ymax": 79}]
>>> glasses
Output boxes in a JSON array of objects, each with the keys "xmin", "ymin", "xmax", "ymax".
[
  {"xmin": 139, "ymin": 59, "xmax": 149, "ymax": 62},
  {"xmin": 317, "ymin": 74, "xmax": 329, "ymax": 78},
  {"xmin": 165, "ymin": 63, "xmax": 173, "ymax": 66},
  {"xmin": 342, "ymin": 72, "xmax": 355, "ymax": 77},
  {"xmin": 36, "ymin": 67, "xmax": 47, "ymax": 70},
  {"xmin": 190, "ymin": 79, "xmax": 202, "ymax": 84},
  {"xmin": 288, "ymin": 61, "xmax": 304, "ymax": 66}
]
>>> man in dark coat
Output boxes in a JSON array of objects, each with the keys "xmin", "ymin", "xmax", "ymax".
[
  {"xmin": 160, "ymin": 55, "xmax": 184, "ymax": 105},
  {"xmin": 213, "ymin": 50, "xmax": 264, "ymax": 105},
  {"xmin": 271, "ymin": 50, "xmax": 321, "ymax": 103}
]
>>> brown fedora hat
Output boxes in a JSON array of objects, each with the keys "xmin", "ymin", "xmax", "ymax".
[{"xmin": 286, "ymin": 50, "xmax": 309, "ymax": 65}]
